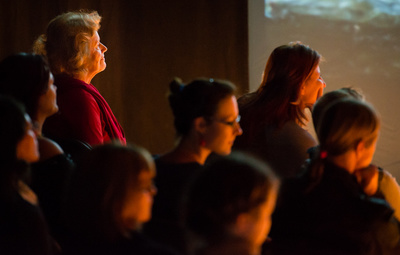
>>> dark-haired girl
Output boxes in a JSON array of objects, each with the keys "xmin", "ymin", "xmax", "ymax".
[
  {"xmin": 0, "ymin": 96, "xmax": 57, "ymax": 255},
  {"xmin": 0, "ymin": 53, "xmax": 74, "ymax": 237},
  {"xmin": 144, "ymin": 78, "xmax": 243, "ymax": 254}
]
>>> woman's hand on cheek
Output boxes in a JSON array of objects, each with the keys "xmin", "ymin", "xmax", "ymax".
[{"xmin": 354, "ymin": 164, "xmax": 379, "ymax": 196}]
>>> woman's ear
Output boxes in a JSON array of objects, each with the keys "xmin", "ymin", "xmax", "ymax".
[
  {"xmin": 299, "ymin": 83, "xmax": 306, "ymax": 96},
  {"xmin": 355, "ymin": 140, "xmax": 366, "ymax": 158},
  {"xmin": 233, "ymin": 212, "xmax": 252, "ymax": 237},
  {"xmin": 193, "ymin": 116, "xmax": 208, "ymax": 134}
]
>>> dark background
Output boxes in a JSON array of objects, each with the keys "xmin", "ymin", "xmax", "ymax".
[{"xmin": 0, "ymin": 0, "xmax": 249, "ymax": 154}]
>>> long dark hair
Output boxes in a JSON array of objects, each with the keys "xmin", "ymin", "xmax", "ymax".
[
  {"xmin": 239, "ymin": 42, "xmax": 320, "ymax": 142},
  {"xmin": 0, "ymin": 96, "xmax": 29, "ymax": 198},
  {"xmin": 0, "ymin": 53, "xmax": 51, "ymax": 121},
  {"xmin": 168, "ymin": 77, "xmax": 236, "ymax": 136}
]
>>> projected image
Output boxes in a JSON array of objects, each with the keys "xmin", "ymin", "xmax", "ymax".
[{"xmin": 265, "ymin": 0, "xmax": 400, "ymax": 27}]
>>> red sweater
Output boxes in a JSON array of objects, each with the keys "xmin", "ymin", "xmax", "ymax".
[{"xmin": 43, "ymin": 74, "xmax": 125, "ymax": 146}]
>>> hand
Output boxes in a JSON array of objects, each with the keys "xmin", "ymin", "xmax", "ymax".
[{"xmin": 353, "ymin": 164, "xmax": 379, "ymax": 196}]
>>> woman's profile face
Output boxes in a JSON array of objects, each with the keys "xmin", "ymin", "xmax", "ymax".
[
  {"xmin": 86, "ymin": 31, "xmax": 108, "ymax": 78},
  {"xmin": 38, "ymin": 72, "xmax": 58, "ymax": 118},
  {"xmin": 203, "ymin": 95, "xmax": 243, "ymax": 155},
  {"xmin": 245, "ymin": 188, "xmax": 278, "ymax": 247},
  {"xmin": 121, "ymin": 170, "xmax": 156, "ymax": 230},
  {"xmin": 301, "ymin": 65, "xmax": 326, "ymax": 109},
  {"xmin": 16, "ymin": 114, "xmax": 39, "ymax": 163}
]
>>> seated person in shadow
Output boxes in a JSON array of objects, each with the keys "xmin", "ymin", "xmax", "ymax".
[
  {"xmin": 185, "ymin": 152, "xmax": 279, "ymax": 255},
  {"xmin": 0, "ymin": 53, "xmax": 74, "ymax": 237},
  {"xmin": 310, "ymin": 87, "xmax": 400, "ymax": 222},
  {"xmin": 143, "ymin": 77, "xmax": 243, "ymax": 254},
  {"xmin": 0, "ymin": 96, "xmax": 58, "ymax": 255},
  {"xmin": 266, "ymin": 98, "xmax": 400, "ymax": 255},
  {"xmin": 59, "ymin": 142, "xmax": 178, "ymax": 255}
]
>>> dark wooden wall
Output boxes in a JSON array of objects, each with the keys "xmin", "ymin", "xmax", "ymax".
[{"xmin": 0, "ymin": 0, "xmax": 248, "ymax": 154}]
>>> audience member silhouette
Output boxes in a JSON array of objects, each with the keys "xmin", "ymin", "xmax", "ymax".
[
  {"xmin": 33, "ymin": 10, "xmax": 125, "ymax": 146},
  {"xmin": 0, "ymin": 53, "xmax": 74, "ymax": 236},
  {"xmin": 144, "ymin": 77, "xmax": 242, "ymax": 254},
  {"xmin": 311, "ymin": 87, "xmax": 400, "ymax": 221},
  {"xmin": 234, "ymin": 42, "xmax": 326, "ymax": 178},
  {"xmin": 0, "ymin": 96, "xmax": 58, "ymax": 255},
  {"xmin": 60, "ymin": 142, "xmax": 177, "ymax": 255},
  {"xmin": 267, "ymin": 98, "xmax": 400, "ymax": 255},
  {"xmin": 186, "ymin": 152, "xmax": 279, "ymax": 255}
]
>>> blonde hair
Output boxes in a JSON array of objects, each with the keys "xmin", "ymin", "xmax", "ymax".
[
  {"xmin": 306, "ymin": 98, "xmax": 380, "ymax": 191},
  {"xmin": 33, "ymin": 10, "xmax": 101, "ymax": 76}
]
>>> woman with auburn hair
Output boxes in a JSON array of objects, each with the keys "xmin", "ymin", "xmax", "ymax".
[
  {"xmin": 33, "ymin": 10, "xmax": 125, "ymax": 146},
  {"xmin": 268, "ymin": 98, "xmax": 400, "ymax": 255},
  {"xmin": 60, "ymin": 143, "xmax": 176, "ymax": 255},
  {"xmin": 143, "ymin": 77, "xmax": 243, "ymax": 254},
  {"xmin": 234, "ymin": 42, "xmax": 326, "ymax": 178}
]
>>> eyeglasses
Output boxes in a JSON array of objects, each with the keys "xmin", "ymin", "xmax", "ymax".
[{"xmin": 209, "ymin": 115, "xmax": 241, "ymax": 127}]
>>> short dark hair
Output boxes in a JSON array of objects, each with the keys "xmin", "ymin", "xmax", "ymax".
[
  {"xmin": 186, "ymin": 152, "xmax": 278, "ymax": 242},
  {"xmin": 168, "ymin": 77, "xmax": 236, "ymax": 136},
  {"xmin": 0, "ymin": 53, "xmax": 50, "ymax": 121}
]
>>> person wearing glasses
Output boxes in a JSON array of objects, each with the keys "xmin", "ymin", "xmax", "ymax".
[
  {"xmin": 234, "ymin": 42, "xmax": 326, "ymax": 178},
  {"xmin": 59, "ymin": 143, "xmax": 177, "ymax": 255},
  {"xmin": 143, "ymin": 77, "xmax": 243, "ymax": 254}
]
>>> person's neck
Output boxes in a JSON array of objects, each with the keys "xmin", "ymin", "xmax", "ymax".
[
  {"xmin": 73, "ymin": 72, "xmax": 95, "ymax": 84},
  {"xmin": 34, "ymin": 115, "xmax": 46, "ymax": 136},
  {"xmin": 161, "ymin": 136, "xmax": 210, "ymax": 165}
]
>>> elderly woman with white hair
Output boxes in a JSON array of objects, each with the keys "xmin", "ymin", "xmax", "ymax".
[{"xmin": 34, "ymin": 10, "xmax": 125, "ymax": 146}]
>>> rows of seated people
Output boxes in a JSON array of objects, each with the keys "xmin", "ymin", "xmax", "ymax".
[{"xmin": 1, "ymin": 9, "xmax": 400, "ymax": 255}]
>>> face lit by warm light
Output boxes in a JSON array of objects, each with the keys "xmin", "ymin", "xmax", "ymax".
[
  {"xmin": 301, "ymin": 65, "xmax": 326, "ymax": 109},
  {"xmin": 16, "ymin": 114, "xmax": 39, "ymax": 163},
  {"xmin": 245, "ymin": 188, "xmax": 278, "ymax": 247},
  {"xmin": 121, "ymin": 170, "xmax": 157, "ymax": 230},
  {"xmin": 203, "ymin": 95, "xmax": 243, "ymax": 155},
  {"xmin": 38, "ymin": 72, "xmax": 58, "ymax": 118},
  {"xmin": 86, "ymin": 31, "xmax": 107, "ymax": 78},
  {"xmin": 356, "ymin": 135, "xmax": 379, "ymax": 170}
]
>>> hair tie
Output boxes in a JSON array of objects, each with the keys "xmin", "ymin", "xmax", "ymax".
[
  {"xmin": 209, "ymin": 78, "xmax": 214, "ymax": 84},
  {"xmin": 320, "ymin": 150, "xmax": 328, "ymax": 159}
]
